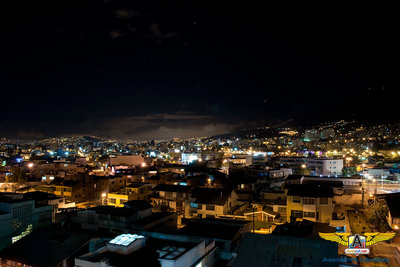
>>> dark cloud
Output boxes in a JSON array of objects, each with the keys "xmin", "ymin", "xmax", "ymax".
[
  {"xmin": 89, "ymin": 114, "xmax": 231, "ymax": 140},
  {"xmin": 0, "ymin": 112, "xmax": 235, "ymax": 140},
  {"xmin": 0, "ymin": 1, "xmax": 398, "ymax": 139},
  {"xmin": 114, "ymin": 9, "xmax": 141, "ymax": 19},
  {"xmin": 109, "ymin": 30, "xmax": 125, "ymax": 39}
]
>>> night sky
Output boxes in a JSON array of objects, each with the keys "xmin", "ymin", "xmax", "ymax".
[{"xmin": 0, "ymin": 1, "xmax": 398, "ymax": 139}]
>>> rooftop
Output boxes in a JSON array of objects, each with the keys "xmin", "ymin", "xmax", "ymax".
[
  {"xmin": 233, "ymin": 231, "xmax": 338, "ymax": 267},
  {"xmin": 286, "ymin": 184, "xmax": 334, "ymax": 198},
  {"xmin": 0, "ymin": 227, "xmax": 91, "ymax": 267},
  {"xmin": 152, "ymin": 184, "xmax": 191, "ymax": 193},
  {"xmin": 126, "ymin": 182, "xmax": 151, "ymax": 188},
  {"xmin": 192, "ymin": 188, "xmax": 233, "ymax": 205},
  {"xmin": 81, "ymin": 235, "xmax": 197, "ymax": 266},
  {"xmin": 272, "ymin": 220, "xmax": 336, "ymax": 239},
  {"xmin": 24, "ymin": 191, "xmax": 60, "ymax": 201},
  {"xmin": 123, "ymin": 200, "xmax": 153, "ymax": 211},
  {"xmin": 87, "ymin": 206, "xmax": 137, "ymax": 218},
  {"xmin": 381, "ymin": 192, "xmax": 400, "ymax": 218},
  {"xmin": 302, "ymin": 179, "xmax": 344, "ymax": 188},
  {"xmin": 178, "ymin": 219, "xmax": 245, "ymax": 240}
]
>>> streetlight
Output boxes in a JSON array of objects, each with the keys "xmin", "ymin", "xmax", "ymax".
[
  {"xmin": 101, "ymin": 193, "xmax": 107, "ymax": 205},
  {"xmin": 345, "ymin": 157, "xmax": 353, "ymax": 167}
]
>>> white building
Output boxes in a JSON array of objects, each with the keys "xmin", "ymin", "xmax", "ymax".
[
  {"xmin": 280, "ymin": 157, "xmax": 343, "ymax": 176},
  {"xmin": 181, "ymin": 153, "xmax": 201, "ymax": 164},
  {"xmin": 75, "ymin": 233, "xmax": 217, "ymax": 267}
]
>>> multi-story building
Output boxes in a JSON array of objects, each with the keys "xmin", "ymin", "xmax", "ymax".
[
  {"xmin": 190, "ymin": 188, "xmax": 239, "ymax": 219},
  {"xmin": 75, "ymin": 232, "xmax": 217, "ymax": 267},
  {"xmin": 380, "ymin": 193, "xmax": 400, "ymax": 230},
  {"xmin": 286, "ymin": 184, "xmax": 334, "ymax": 224},
  {"xmin": 71, "ymin": 201, "xmax": 176, "ymax": 233},
  {"xmin": 0, "ymin": 227, "xmax": 91, "ymax": 267},
  {"xmin": 35, "ymin": 180, "xmax": 83, "ymax": 202},
  {"xmin": 233, "ymin": 222, "xmax": 338, "ymax": 267},
  {"xmin": 105, "ymin": 183, "xmax": 152, "ymax": 208},
  {"xmin": 0, "ymin": 193, "xmax": 52, "ymax": 250},
  {"xmin": 125, "ymin": 182, "xmax": 153, "ymax": 200},
  {"xmin": 151, "ymin": 184, "xmax": 192, "ymax": 215},
  {"xmin": 280, "ymin": 157, "xmax": 343, "ymax": 176},
  {"xmin": 23, "ymin": 191, "xmax": 75, "ymax": 222}
]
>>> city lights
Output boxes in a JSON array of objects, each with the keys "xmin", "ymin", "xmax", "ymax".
[{"xmin": 0, "ymin": 5, "xmax": 398, "ymax": 264}]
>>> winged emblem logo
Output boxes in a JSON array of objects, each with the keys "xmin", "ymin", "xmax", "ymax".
[{"xmin": 319, "ymin": 232, "xmax": 395, "ymax": 256}]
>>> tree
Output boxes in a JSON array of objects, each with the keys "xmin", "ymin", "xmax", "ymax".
[
  {"xmin": 6, "ymin": 166, "xmax": 27, "ymax": 184},
  {"xmin": 342, "ymin": 167, "xmax": 357, "ymax": 177},
  {"xmin": 152, "ymin": 202, "xmax": 169, "ymax": 212},
  {"xmin": 214, "ymin": 159, "xmax": 223, "ymax": 169},
  {"xmin": 365, "ymin": 201, "xmax": 388, "ymax": 230},
  {"xmin": 297, "ymin": 167, "xmax": 311, "ymax": 176}
]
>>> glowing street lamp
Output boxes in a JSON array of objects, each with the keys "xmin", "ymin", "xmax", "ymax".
[
  {"xmin": 101, "ymin": 192, "xmax": 107, "ymax": 205},
  {"xmin": 345, "ymin": 157, "xmax": 353, "ymax": 167}
]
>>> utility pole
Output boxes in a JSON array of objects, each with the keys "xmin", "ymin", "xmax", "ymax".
[
  {"xmin": 361, "ymin": 176, "xmax": 365, "ymax": 207},
  {"xmin": 253, "ymin": 206, "xmax": 255, "ymax": 233}
]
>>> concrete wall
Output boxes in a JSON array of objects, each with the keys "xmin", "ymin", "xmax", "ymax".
[{"xmin": 334, "ymin": 193, "xmax": 362, "ymax": 205}]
